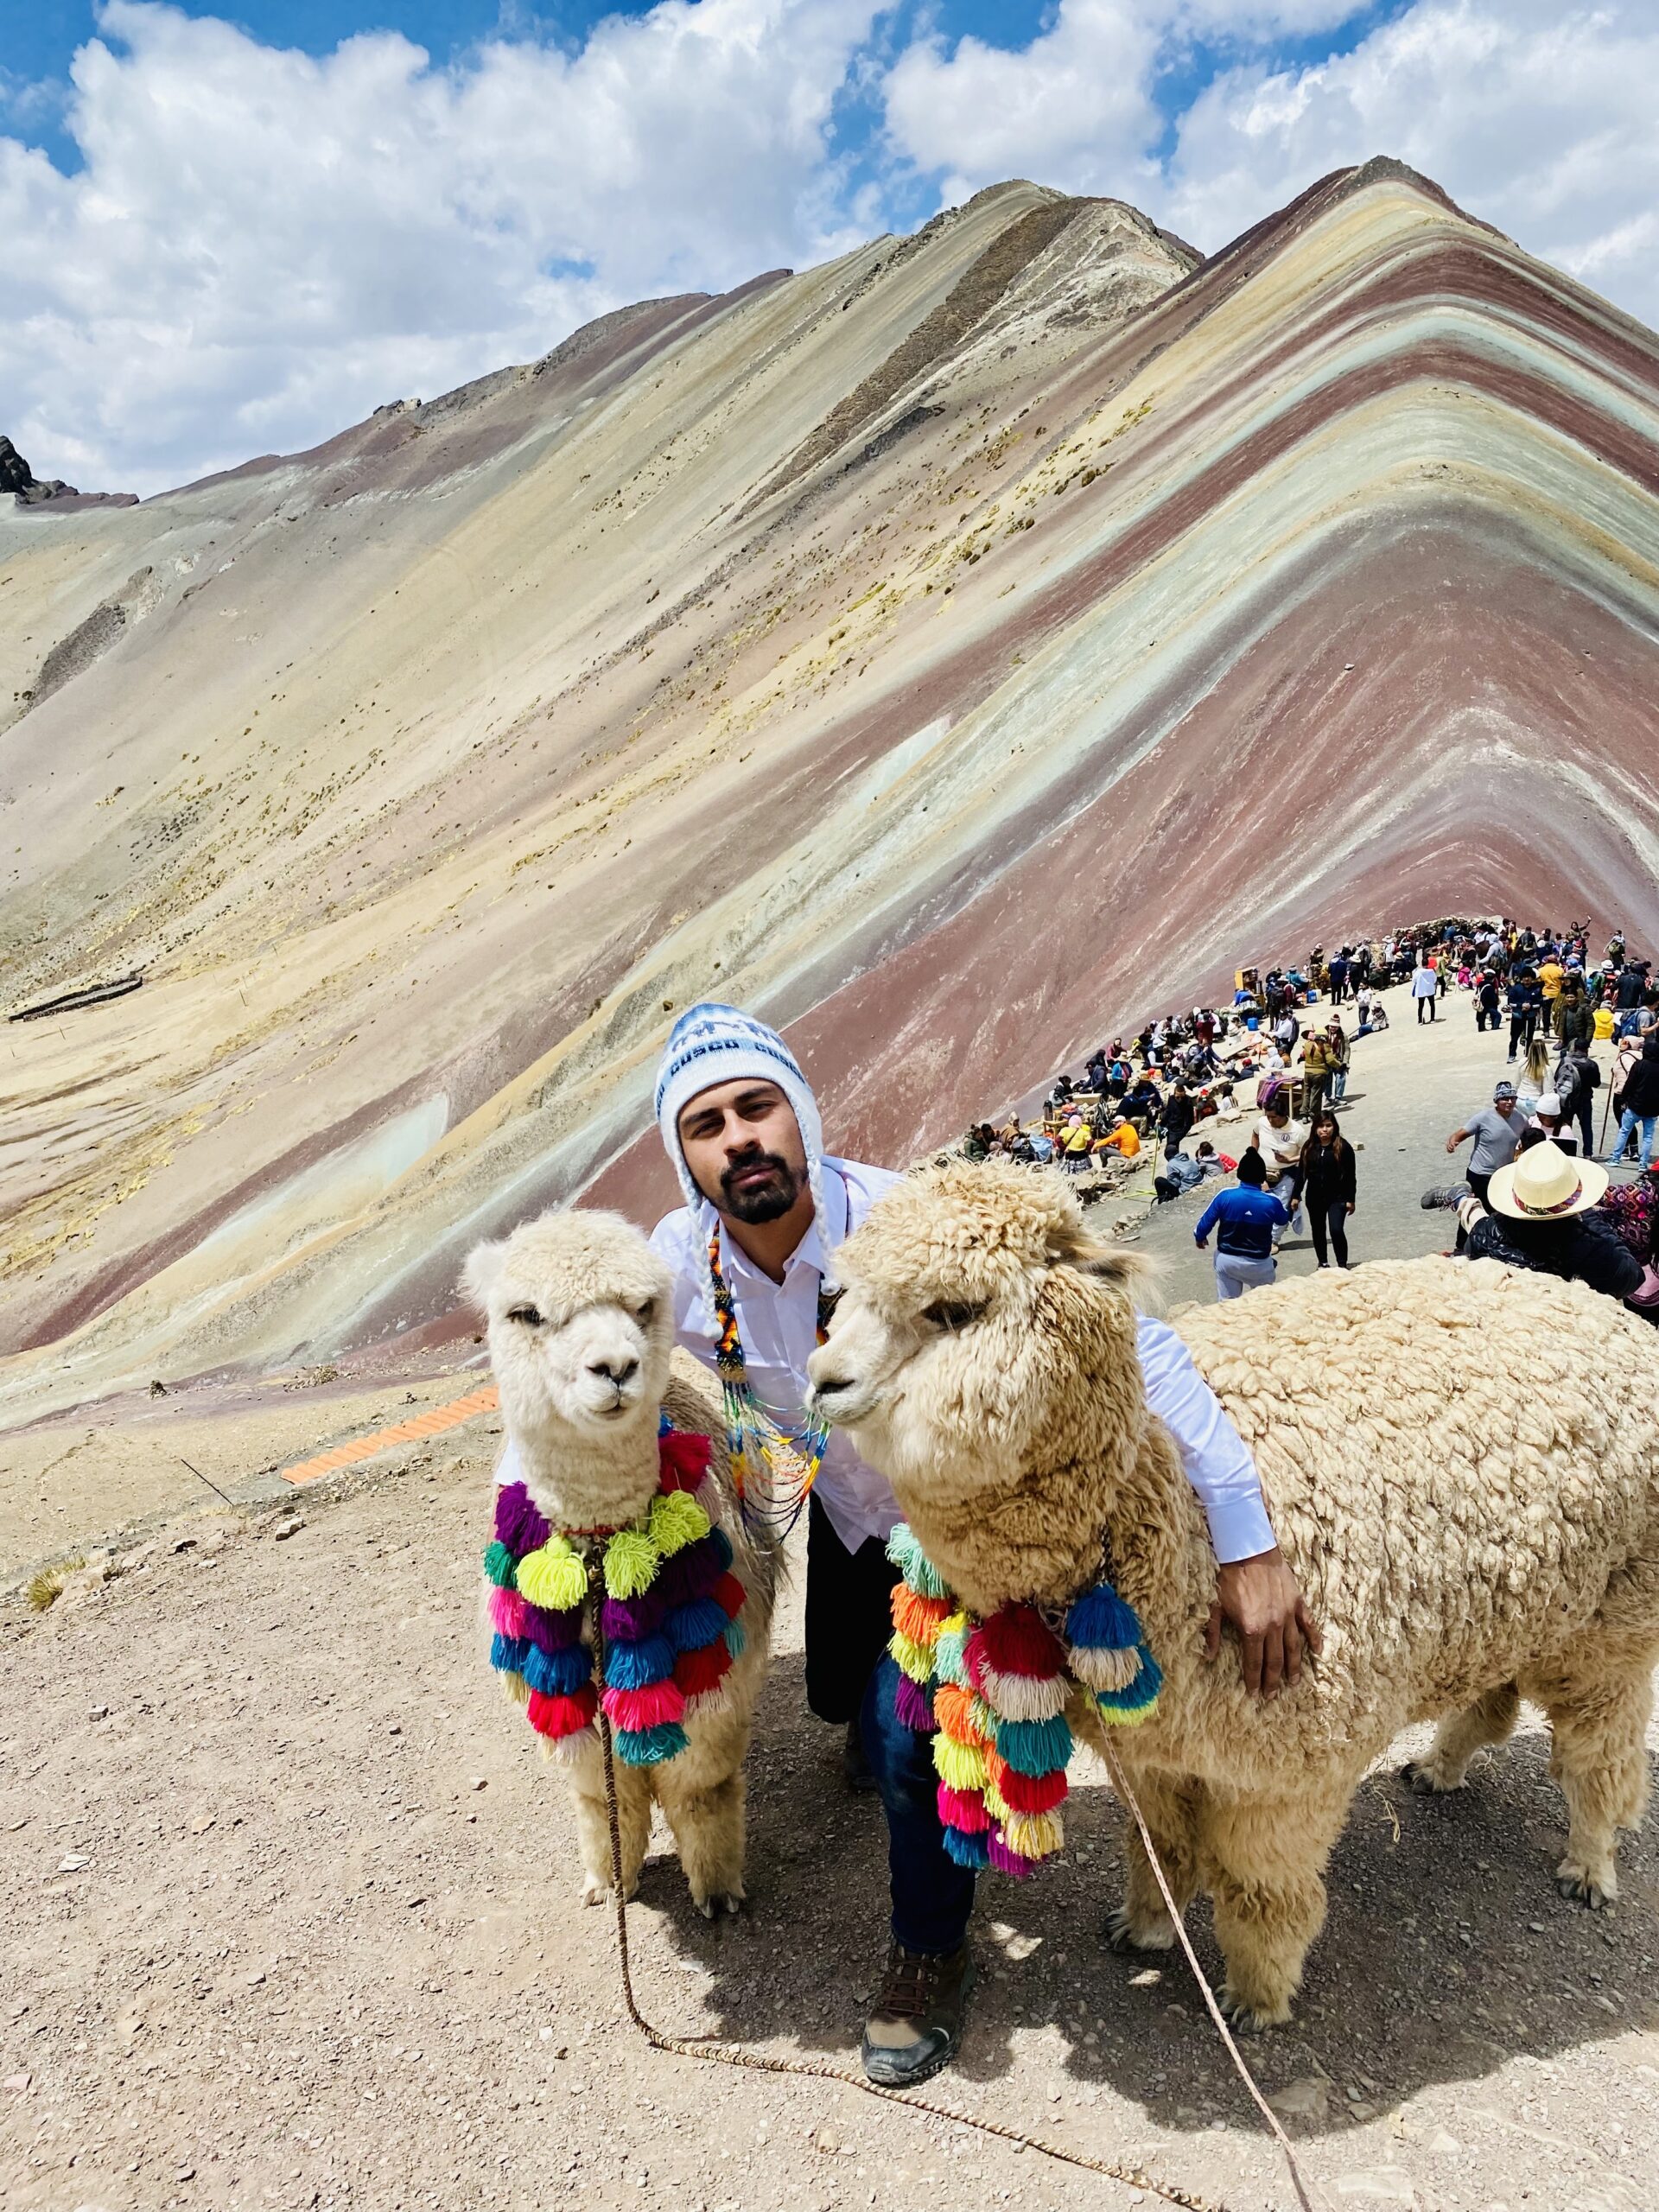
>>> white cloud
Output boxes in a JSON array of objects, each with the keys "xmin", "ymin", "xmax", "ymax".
[
  {"xmin": 1160, "ymin": 2, "xmax": 1659, "ymax": 327},
  {"xmin": 1, "ymin": 0, "xmax": 878, "ymax": 495},
  {"xmin": 8, "ymin": 0, "xmax": 1659, "ymax": 494}
]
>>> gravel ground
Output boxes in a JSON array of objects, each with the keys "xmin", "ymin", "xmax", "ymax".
[{"xmin": 3, "ymin": 1439, "xmax": 1657, "ymax": 2212}]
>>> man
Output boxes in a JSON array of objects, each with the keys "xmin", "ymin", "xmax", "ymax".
[
  {"xmin": 1160, "ymin": 1077, "xmax": 1197, "ymax": 1156},
  {"xmin": 1446, "ymin": 1079, "xmax": 1528, "ymax": 1208},
  {"xmin": 1460, "ymin": 1142, "xmax": 1642, "ymax": 1300},
  {"xmin": 1121, "ymin": 1071, "xmax": 1163, "ymax": 1135},
  {"xmin": 632, "ymin": 1004, "xmax": 1318, "ymax": 2088},
  {"xmin": 1504, "ymin": 967, "xmax": 1538, "ymax": 1060},
  {"xmin": 1410, "ymin": 958, "xmax": 1439, "ymax": 1022},
  {"xmin": 1300, "ymin": 1027, "xmax": 1332, "ymax": 1119},
  {"xmin": 1552, "ymin": 977, "xmax": 1592, "ymax": 1053},
  {"xmin": 1253, "ymin": 1096, "xmax": 1307, "ymax": 1242},
  {"xmin": 1538, "ymin": 949, "xmax": 1566, "ymax": 1026},
  {"xmin": 1154, "ymin": 1139, "xmax": 1224, "ymax": 1202},
  {"xmin": 1607, "ymin": 1032, "xmax": 1659, "ymax": 1171},
  {"xmin": 1195, "ymin": 1150, "xmax": 1292, "ymax": 1298},
  {"xmin": 1554, "ymin": 1042, "xmax": 1600, "ymax": 1159},
  {"xmin": 1475, "ymin": 970, "xmax": 1502, "ymax": 1033}
]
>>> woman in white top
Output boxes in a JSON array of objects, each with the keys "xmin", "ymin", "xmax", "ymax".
[{"xmin": 1514, "ymin": 1033, "xmax": 1552, "ymax": 1115}]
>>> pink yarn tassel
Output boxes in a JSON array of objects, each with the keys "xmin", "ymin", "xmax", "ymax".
[
  {"xmin": 937, "ymin": 1784, "xmax": 991, "ymax": 1834},
  {"xmin": 601, "ymin": 1680, "xmax": 686, "ymax": 1732},
  {"xmin": 490, "ymin": 1586, "xmax": 531, "ymax": 1637}
]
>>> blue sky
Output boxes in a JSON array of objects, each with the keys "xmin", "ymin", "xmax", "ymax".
[{"xmin": 5, "ymin": 1, "xmax": 1656, "ymax": 494}]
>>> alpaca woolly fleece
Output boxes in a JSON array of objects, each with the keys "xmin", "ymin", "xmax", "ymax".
[
  {"xmin": 463, "ymin": 1206, "xmax": 779, "ymax": 1918},
  {"xmin": 810, "ymin": 1160, "xmax": 1659, "ymax": 2027}
]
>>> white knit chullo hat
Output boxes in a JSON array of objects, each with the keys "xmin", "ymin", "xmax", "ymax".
[{"xmin": 654, "ymin": 1001, "xmax": 833, "ymax": 1265}]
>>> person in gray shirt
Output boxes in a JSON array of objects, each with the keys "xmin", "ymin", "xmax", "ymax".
[{"xmin": 1446, "ymin": 1079, "xmax": 1529, "ymax": 1209}]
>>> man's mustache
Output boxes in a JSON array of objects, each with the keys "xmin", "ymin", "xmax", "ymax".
[{"xmin": 719, "ymin": 1149, "xmax": 791, "ymax": 1198}]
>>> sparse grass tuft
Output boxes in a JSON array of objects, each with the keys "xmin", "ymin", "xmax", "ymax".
[{"xmin": 26, "ymin": 1555, "xmax": 86, "ymax": 1611}]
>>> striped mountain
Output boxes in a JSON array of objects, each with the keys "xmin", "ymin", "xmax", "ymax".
[{"xmin": 3, "ymin": 156, "xmax": 1656, "ymax": 1419}]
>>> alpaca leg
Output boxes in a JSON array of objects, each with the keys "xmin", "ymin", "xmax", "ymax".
[
  {"xmin": 655, "ymin": 1769, "xmax": 747, "ymax": 1918},
  {"xmin": 1539, "ymin": 1668, "xmax": 1654, "ymax": 1910},
  {"xmin": 1200, "ymin": 1788, "xmax": 1347, "ymax": 2031},
  {"xmin": 571, "ymin": 1765, "xmax": 652, "ymax": 1905},
  {"xmin": 1106, "ymin": 1770, "xmax": 1202, "ymax": 1954},
  {"xmin": 1403, "ymin": 1681, "xmax": 1520, "ymax": 1794}
]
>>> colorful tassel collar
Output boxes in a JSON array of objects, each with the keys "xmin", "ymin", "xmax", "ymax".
[
  {"xmin": 484, "ymin": 1421, "xmax": 746, "ymax": 1768},
  {"xmin": 886, "ymin": 1522, "xmax": 1161, "ymax": 1878}
]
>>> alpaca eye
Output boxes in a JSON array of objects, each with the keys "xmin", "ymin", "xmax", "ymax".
[
  {"xmin": 922, "ymin": 1300, "xmax": 985, "ymax": 1332},
  {"xmin": 634, "ymin": 1298, "xmax": 656, "ymax": 1325},
  {"xmin": 506, "ymin": 1304, "xmax": 543, "ymax": 1327}
]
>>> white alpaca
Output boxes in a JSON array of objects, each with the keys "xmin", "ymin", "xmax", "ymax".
[{"xmin": 464, "ymin": 1209, "xmax": 778, "ymax": 1916}]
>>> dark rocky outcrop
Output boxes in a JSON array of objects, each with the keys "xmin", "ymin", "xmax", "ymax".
[{"xmin": 0, "ymin": 434, "xmax": 137, "ymax": 509}]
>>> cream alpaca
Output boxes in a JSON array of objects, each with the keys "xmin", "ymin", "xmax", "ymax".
[
  {"xmin": 464, "ymin": 1209, "xmax": 778, "ymax": 1917},
  {"xmin": 807, "ymin": 1161, "xmax": 1659, "ymax": 2028}
]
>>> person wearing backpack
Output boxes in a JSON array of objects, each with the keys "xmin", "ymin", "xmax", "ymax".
[
  {"xmin": 1605, "ymin": 1033, "xmax": 1659, "ymax": 1170},
  {"xmin": 1555, "ymin": 1043, "xmax": 1600, "ymax": 1160}
]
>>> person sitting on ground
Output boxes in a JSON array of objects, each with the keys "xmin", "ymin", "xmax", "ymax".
[
  {"xmin": 1155, "ymin": 1138, "xmax": 1228, "ymax": 1201},
  {"xmin": 1459, "ymin": 1141, "xmax": 1644, "ymax": 1303},
  {"xmin": 1121, "ymin": 1072, "xmax": 1163, "ymax": 1133},
  {"xmin": 962, "ymin": 1122, "xmax": 995, "ymax": 1160},
  {"xmin": 1445, "ymin": 1079, "xmax": 1528, "ymax": 1210},
  {"xmin": 1097, "ymin": 1114, "xmax": 1141, "ymax": 1160},
  {"xmin": 1194, "ymin": 1147, "xmax": 1291, "ymax": 1300}
]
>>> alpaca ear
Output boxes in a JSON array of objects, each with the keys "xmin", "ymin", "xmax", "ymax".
[
  {"xmin": 1046, "ymin": 1227, "xmax": 1153, "ymax": 1294},
  {"xmin": 461, "ymin": 1238, "xmax": 508, "ymax": 1313}
]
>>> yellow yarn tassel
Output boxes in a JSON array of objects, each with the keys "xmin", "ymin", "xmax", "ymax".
[
  {"xmin": 516, "ymin": 1538, "xmax": 587, "ymax": 1612},
  {"xmin": 934, "ymin": 1734, "xmax": 989, "ymax": 1792},
  {"xmin": 982, "ymin": 1776, "xmax": 1012, "ymax": 1824},
  {"xmin": 603, "ymin": 1527, "xmax": 662, "ymax": 1599},
  {"xmin": 890, "ymin": 1630, "xmax": 935, "ymax": 1685},
  {"xmin": 649, "ymin": 1490, "xmax": 710, "ymax": 1557},
  {"xmin": 1003, "ymin": 1809, "xmax": 1064, "ymax": 1859}
]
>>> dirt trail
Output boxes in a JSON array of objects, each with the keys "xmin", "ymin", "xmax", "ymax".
[{"xmin": 5, "ymin": 980, "xmax": 1658, "ymax": 2211}]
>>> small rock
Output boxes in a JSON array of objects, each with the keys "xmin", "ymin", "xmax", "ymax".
[
  {"xmin": 56, "ymin": 1853, "xmax": 92, "ymax": 1873},
  {"xmin": 190, "ymin": 1815, "xmax": 215, "ymax": 1836},
  {"xmin": 89, "ymin": 1704, "xmax": 111, "ymax": 1721},
  {"xmin": 469, "ymin": 1776, "xmax": 487, "ymax": 1792},
  {"xmin": 1268, "ymin": 2076, "xmax": 1331, "ymax": 2120},
  {"xmin": 3, "ymin": 2074, "xmax": 29, "ymax": 2093},
  {"xmin": 1528, "ymin": 1921, "xmax": 1548, "ymax": 1934},
  {"xmin": 1425, "ymin": 2130, "xmax": 1460, "ymax": 2155},
  {"xmin": 388, "ymin": 1724, "xmax": 403, "ymax": 1737},
  {"xmin": 247, "ymin": 1971, "xmax": 266, "ymax": 1986},
  {"xmin": 273, "ymin": 1516, "xmax": 305, "ymax": 1541},
  {"xmin": 173, "ymin": 1536, "xmax": 198, "ymax": 1554},
  {"xmin": 1334, "ymin": 2171, "xmax": 1416, "ymax": 2204},
  {"xmin": 1128, "ymin": 1968, "xmax": 1161, "ymax": 1988}
]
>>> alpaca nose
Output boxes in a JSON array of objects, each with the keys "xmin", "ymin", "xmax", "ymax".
[{"xmin": 589, "ymin": 1355, "xmax": 639, "ymax": 1387}]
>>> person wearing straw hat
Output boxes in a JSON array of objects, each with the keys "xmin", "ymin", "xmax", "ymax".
[
  {"xmin": 1460, "ymin": 1141, "xmax": 1643, "ymax": 1300},
  {"xmin": 546, "ymin": 1002, "xmax": 1318, "ymax": 2088}
]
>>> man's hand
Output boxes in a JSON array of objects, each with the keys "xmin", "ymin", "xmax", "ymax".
[
  {"xmin": 1194, "ymin": 1236, "xmax": 1209, "ymax": 1250},
  {"xmin": 1205, "ymin": 1548, "xmax": 1322, "ymax": 1696}
]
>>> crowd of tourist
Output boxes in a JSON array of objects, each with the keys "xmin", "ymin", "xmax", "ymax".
[{"xmin": 958, "ymin": 915, "xmax": 1659, "ymax": 1319}]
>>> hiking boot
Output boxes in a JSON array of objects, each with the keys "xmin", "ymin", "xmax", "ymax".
[
  {"xmin": 842, "ymin": 1718, "xmax": 878, "ymax": 1794},
  {"xmin": 1420, "ymin": 1183, "xmax": 1470, "ymax": 1210},
  {"xmin": 861, "ymin": 1941, "xmax": 974, "ymax": 2087}
]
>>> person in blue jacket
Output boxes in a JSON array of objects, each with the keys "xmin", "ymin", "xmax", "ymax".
[{"xmin": 1194, "ymin": 1147, "xmax": 1292, "ymax": 1299}]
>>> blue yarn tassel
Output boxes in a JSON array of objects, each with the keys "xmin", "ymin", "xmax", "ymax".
[
  {"xmin": 615, "ymin": 1722, "xmax": 690, "ymax": 1766},
  {"xmin": 943, "ymin": 1825, "xmax": 991, "ymax": 1870},
  {"xmin": 723, "ymin": 1619, "xmax": 747, "ymax": 1661},
  {"xmin": 1096, "ymin": 1647, "xmax": 1163, "ymax": 1713},
  {"xmin": 663, "ymin": 1599, "xmax": 730, "ymax": 1654},
  {"xmin": 522, "ymin": 1643, "xmax": 592, "ymax": 1698},
  {"xmin": 489, "ymin": 1631, "xmax": 528, "ymax": 1675},
  {"xmin": 604, "ymin": 1633, "xmax": 677, "ymax": 1690},
  {"xmin": 1065, "ymin": 1582, "xmax": 1141, "ymax": 1652},
  {"xmin": 995, "ymin": 1713, "xmax": 1074, "ymax": 1777}
]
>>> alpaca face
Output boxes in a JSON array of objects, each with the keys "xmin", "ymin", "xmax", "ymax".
[
  {"xmin": 463, "ymin": 1211, "xmax": 675, "ymax": 1446},
  {"xmin": 807, "ymin": 1160, "xmax": 1142, "ymax": 1497}
]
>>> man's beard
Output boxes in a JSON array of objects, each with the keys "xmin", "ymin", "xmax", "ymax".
[{"xmin": 717, "ymin": 1151, "xmax": 804, "ymax": 1224}]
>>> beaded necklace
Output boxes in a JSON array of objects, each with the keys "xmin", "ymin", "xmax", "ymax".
[
  {"xmin": 885, "ymin": 1522, "xmax": 1162, "ymax": 1877},
  {"xmin": 708, "ymin": 1220, "xmax": 836, "ymax": 1535},
  {"xmin": 484, "ymin": 1421, "xmax": 746, "ymax": 1768}
]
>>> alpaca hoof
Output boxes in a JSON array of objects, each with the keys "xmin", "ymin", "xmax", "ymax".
[
  {"xmin": 1103, "ymin": 1907, "xmax": 1176, "ymax": 1954},
  {"xmin": 1217, "ymin": 1985, "xmax": 1292, "ymax": 2032},
  {"xmin": 1401, "ymin": 1759, "xmax": 1461, "ymax": 1796},
  {"xmin": 582, "ymin": 1876, "xmax": 609, "ymax": 1907},
  {"xmin": 1555, "ymin": 1866, "xmax": 1615, "ymax": 1912},
  {"xmin": 696, "ymin": 1889, "xmax": 746, "ymax": 1920}
]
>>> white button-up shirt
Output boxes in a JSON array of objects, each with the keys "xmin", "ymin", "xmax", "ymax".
[{"xmin": 647, "ymin": 1157, "xmax": 1275, "ymax": 1565}]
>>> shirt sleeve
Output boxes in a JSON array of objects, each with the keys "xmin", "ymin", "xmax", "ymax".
[
  {"xmin": 1193, "ymin": 1193, "xmax": 1221, "ymax": 1243},
  {"xmin": 1135, "ymin": 1315, "xmax": 1276, "ymax": 1564},
  {"xmin": 493, "ymin": 1433, "xmax": 523, "ymax": 1491}
]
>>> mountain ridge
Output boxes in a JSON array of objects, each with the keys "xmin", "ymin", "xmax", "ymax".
[{"xmin": 3, "ymin": 156, "xmax": 1656, "ymax": 1421}]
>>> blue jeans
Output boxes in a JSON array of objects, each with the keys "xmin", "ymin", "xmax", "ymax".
[
  {"xmin": 861, "ymin": 1655, "xmax": 976, "ymax": 1956},
  {"xmin": 1612, "ymin": 1108, "xmax": 1656, "ymax": 1168}
]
